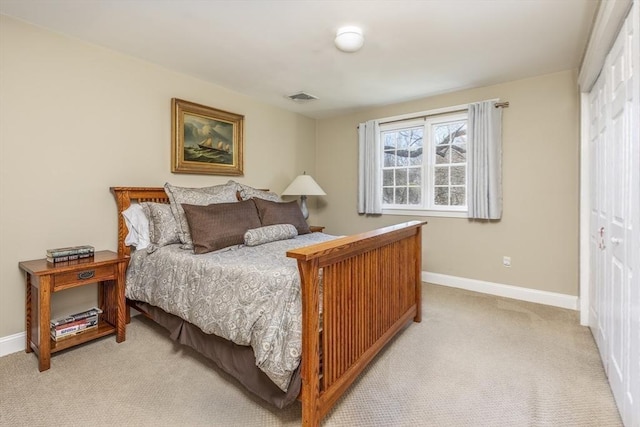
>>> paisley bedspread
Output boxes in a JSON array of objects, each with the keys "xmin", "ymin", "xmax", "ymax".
[{"xmin": 125, "ymin": 232, "xmax": 336, "ymax": 391}]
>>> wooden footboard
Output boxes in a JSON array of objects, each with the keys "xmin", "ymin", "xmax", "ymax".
[
  {"xmin": 287, "ymin": 221, "xmax": 424, "ymax": 426},
  {"xmin": 111, "ymin": 187, "xmax": 424, "ymax": 426}
]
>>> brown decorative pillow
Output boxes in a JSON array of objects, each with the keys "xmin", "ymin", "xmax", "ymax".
[
  {"xmin": 181, "ymin": 199, "xmax": 261, "ymax": 254},
  {"xmin": 164, "ymin": 181, "xmax": 240, "ymax": 250},
  {"xmin": 252, "ymin": 198, "xmax": 310, "ymax": 235}
]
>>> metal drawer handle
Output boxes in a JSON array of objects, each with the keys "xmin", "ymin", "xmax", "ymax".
[{"xmin": 77, "ymin": 270, "xmax": 95, "ymax": 280}]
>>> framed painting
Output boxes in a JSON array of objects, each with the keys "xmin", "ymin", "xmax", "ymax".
[{"xmin": 171, "ymin": 98, "xmax": 244, "ymax": 175}]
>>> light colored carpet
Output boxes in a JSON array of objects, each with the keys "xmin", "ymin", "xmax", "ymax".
[{"xmin": 0, "ymin": 284, "xmax": 622, "ymax": 426}]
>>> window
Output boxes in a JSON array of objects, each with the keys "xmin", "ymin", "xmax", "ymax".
[{"xmin": 381, "ymin": 111, "xmax": 468, "ymax": 216}]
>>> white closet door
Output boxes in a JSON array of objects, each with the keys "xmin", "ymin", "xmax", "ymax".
[
  {"xmin": 589, "ymin": 71, "xmax": 609, "ymax": 365},
  {"xmin": 605, "ymin": 13, "xmax": 631, "ymax": 422},
  {"xmin": 588, "ymin": 4, "xmax": 639, "ymax": 426},
  {"xmin": 627, "ymin": 4, "xmax": 639, "ymax": 426}
]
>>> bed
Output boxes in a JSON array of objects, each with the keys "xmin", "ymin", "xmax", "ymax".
[{"xmin": 111, "ymin": 184, "xmax": 424, "ymax": 426}]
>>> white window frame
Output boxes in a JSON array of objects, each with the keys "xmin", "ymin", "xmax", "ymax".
[{"xmin": 380, "ymin": 105, "xmax": 469, "ymax": 218}]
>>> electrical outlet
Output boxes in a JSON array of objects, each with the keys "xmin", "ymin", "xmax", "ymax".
[{"xmin": 503, "ymin": 256, "xmax": 511, "ymax": 267}]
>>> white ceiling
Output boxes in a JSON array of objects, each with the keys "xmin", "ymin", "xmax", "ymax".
[{"xmin": 0, "ymin": 0, "xmax": 599, "ymax": 119}]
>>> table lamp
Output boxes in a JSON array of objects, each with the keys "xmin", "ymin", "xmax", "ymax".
[{"xmin": 282, "ymin": 173, "xmax": 326, "ymax": 220}]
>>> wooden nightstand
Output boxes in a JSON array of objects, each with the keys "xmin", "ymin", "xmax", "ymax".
[
  {"xmin": 19, "ymin": 250, "xmax": 127, "ymax": 371},
  {"xmin": 309, "ymin": 226, "xmax": 325, "ymax": 233}
]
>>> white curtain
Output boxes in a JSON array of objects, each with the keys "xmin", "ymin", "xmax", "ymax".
[
  {"xmin": 357, "ymin": 120, "xmax": 382, "ymax": 214},
  {"xmin": 468, "ymin": 100, "xmax": 503, "ymax": 220}
]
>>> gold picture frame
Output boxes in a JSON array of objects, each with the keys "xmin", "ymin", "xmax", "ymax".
[{"xmin": 171, "ymin": 98, "xmax": 244, "ymax": 175}]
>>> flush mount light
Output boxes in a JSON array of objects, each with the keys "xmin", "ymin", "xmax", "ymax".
[{"xmin": 334, "ymin": 26, "xmax": 364, "ymax": 53}]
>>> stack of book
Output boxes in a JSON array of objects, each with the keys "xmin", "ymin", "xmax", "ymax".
[
  {"xmin": 46, "ymin": 245, "xmax": 94, "ymax": 263},
  {"xmin": 50, "ymin": 307, "xmax": 102, "ymax": 341}
]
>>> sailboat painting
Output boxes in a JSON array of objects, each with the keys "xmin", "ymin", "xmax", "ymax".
[
  {"xmin": 171, "ymin": 98, "xmax": 244, "ymax": 175},
  {"xmin": 185, "ymin": 117, "xmax": 233, "ymax": 163}
]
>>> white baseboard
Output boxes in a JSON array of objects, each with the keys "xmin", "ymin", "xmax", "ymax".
[
  {"xmin": 0, "ymin": 279, "xmax": 577, "ymax": 357},
  {"xmin": 423, "ymin": 272, "xmax": 579, "ymax": 310},
  {"xmin": 0, "ymin": 332, "xmax": 26, "ymax": 357}
]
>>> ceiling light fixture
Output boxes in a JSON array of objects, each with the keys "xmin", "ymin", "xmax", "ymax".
[{"xmin": 334, "ymin": 26, "xmax": 364, "ymax": 53}]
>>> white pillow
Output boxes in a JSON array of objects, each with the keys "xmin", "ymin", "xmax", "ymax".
[{"xmin": 122, "ymin": 204, "xmax": 150, "ymax": 250}]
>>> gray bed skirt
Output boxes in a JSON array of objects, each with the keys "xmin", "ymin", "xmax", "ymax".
[{"xmin": 135, "ymin": 302, "xmax": 302, "ymax": 408}]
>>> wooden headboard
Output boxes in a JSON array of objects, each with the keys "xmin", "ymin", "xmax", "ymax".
[
  {"xmin": 110, "ymin": 186, "xmax": 264, "ymax": 258},
  {"xmin": 111, "ymin": 187, "xmax": 169, "ymax": 258}
]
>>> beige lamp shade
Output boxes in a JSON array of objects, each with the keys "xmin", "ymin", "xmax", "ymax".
[
  {"xmin": 282, "ymin": 174, "xmax": 326, "ymax": 220},
  {"xmin": 282, "ymin": 174, "xmax": 326, "ymax": 197}
]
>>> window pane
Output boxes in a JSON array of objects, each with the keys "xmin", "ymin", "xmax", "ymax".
[
  {"xmin": 451, "ymin": 166, "xmax": 465, "ymax": 185},
  {"xmin": 409, "ymin": 134, "xmax": 423, "ymax": 166},
  {"xmin": 408, "ymin": 187, "xmax": 421, "ymax": 205},
  {"xmin": 408, "ymin": 168, "xmax": 421, "ymax": 185},
  {"xmin": 435, "ymin": 166, "xmax": 448, "ymax": 185},
  {"xmin": 451, "ymin": 143, "xmax": 466, "ymax": 163},
  {"xmin": 395, "ymin": 169, "xmax": 407, "ymax": 185},
  {"xmin": 451, "ymin": 187, "xmax": 466, "ymax": 206},
  {"xmin": 384, "ymin": 153, "xmax": 395, "ymax": 167},
  {"xmin": 383, "ymin": 169, "xmax": 394, "ymax": 186},
  {"xmin": 434, "ymin": 125, "xmax": 449, "ymax": 145},
  {"xmin": 395, "ymin": 187, "xmax": 407, "ymax": 204},
  {"xmin": 408, "ymin": 128, "xmax": 423, "ymax": 150},
  {"xmin": 397, "ymin": 131, "xmax": 409, "ymax": 149},
  {"xmin": 383, "ymin": 187, "xmax": 394, "ymax": 204},
  {"xmin": 397, "ymin": 152, "xmax": 409, "ymax": 167},
  {"xmin": 384, "ymin": 133, "xmax": 396, "ymax": 148},
  {"xmin": 409, "ymin": 127, "xmax": 423, "ymax": 142},
  {"xmin": 452, "ymin": 122, "xmax": 467, "ymax": 143},
  {"xmin": 449, "ymin": 122, "xmax": 466, "ymax": 143},
  {"xmin": 409, "ymin": 150, "xmax": 423, "ymax": 166},
  {"xmin": 434, "ymin": 187, "xmax": 449, "ymax": 205},
  {"xmin": 435, "ymin": 145, "xmax": 450, "ymax": 164}
]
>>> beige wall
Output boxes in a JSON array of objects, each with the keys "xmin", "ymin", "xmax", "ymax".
[
  {"xmin": 0, "ymin": 15, "xmax": 580, "ymax": 339},
  {"xmin": 315, "ymin": 70, "xmax": 580, "ymax": 297},
  {"xmin": 0, "ymin": 16, "xmax": 317, "ymax": 337}
]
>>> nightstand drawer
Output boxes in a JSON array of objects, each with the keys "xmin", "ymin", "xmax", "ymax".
[{"xmin": 53, "ymin": 264, "xmax": 116, "ymax": 289}]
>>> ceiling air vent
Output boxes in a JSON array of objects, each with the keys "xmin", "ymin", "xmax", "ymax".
[{"xmin": 287, "ymin": 92, "xmax": 318, "ymax": 102}]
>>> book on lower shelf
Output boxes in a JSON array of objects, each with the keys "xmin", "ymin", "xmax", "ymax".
[
  {"xmin": 50, "ymin": 307, "xmax": 102, "ymax": 327},
  {"xmin": 50, "ymin": 315, "xmax": 99, "ymax": 341}
]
